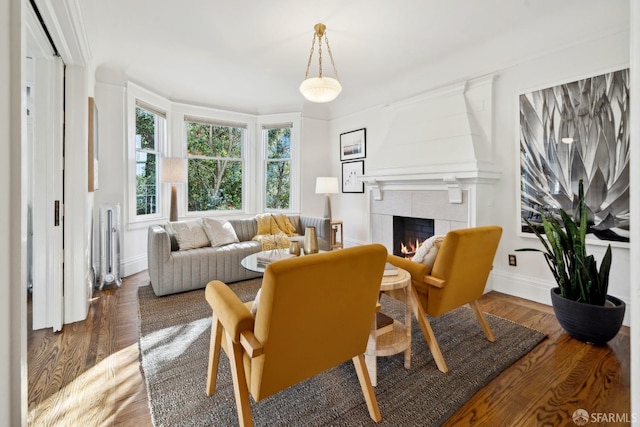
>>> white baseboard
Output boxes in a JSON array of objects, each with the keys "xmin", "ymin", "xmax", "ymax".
[
  {"xmin": 489, "ymin": 269, "xmax": 631, "ymax": 327},
  {"xmin": 122, "ymin": 253, "xmax": 147, "ymax": 278}
]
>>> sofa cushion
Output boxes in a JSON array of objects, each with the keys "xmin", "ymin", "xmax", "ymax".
[
  {"xmin": 202, "ymin": 217, "xmax": 240, "ymax": 247},
  {"xmin": 168, "ymin": 219, "xmax": 210, "ymax": 251},
  {"xmin": 412, "ymin": 235, "xmax": 444, "ymax": 274},
  {"xmin": 255, "ymin": 213, "xmax": 276, "ymax": 235}
]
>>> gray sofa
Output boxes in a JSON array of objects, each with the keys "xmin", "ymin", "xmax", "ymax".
[{"xmin": 147, "ymin": 215, "xmax": 330, "ymax": 296}]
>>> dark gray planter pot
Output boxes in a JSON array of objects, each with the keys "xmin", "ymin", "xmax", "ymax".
[{"xmin": 550, "ymin": 287, "xmax": 625, "ymax": 345}]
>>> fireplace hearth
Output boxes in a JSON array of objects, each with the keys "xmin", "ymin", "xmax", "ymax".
[{"xmin": 393, "ymin": 216, "xmax": 434, "ymax": 258}]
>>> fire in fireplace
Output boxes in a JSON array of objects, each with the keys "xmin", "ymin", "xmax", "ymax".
[{"xmin": 393, "ymin": 216, "xmax": 434, "ymax": 258}]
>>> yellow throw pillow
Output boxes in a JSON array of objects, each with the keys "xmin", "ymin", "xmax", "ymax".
[{"xmin": 255, "ymin": 213, "xmax": 275, "ymax": 235}]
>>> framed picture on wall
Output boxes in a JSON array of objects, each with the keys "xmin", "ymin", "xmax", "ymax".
[
  {"xmin": 340, "ymin": 128, "xmax": 366, "ymax": 161},
  {"xmin": 518, "ymin": 68, "xmax": 629, "ymax": 245},
  {"xmin": 342, "ymin": 160, "xmax": 364, "ymax": 193}
]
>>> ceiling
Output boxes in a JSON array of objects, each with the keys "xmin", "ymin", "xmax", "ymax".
[{"xmin": 79, "ymin": 0, "xmax": 627, "ymax": 120}]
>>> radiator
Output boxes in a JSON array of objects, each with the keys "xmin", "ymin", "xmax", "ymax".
[{"xmin": 99, "ymin": 203, "xmax": 122, "ymax": 289}]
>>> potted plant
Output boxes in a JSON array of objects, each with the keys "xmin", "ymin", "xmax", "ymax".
[{"xmin": 517, "ymin": 179, "xmax": 625, "ymax": 345}]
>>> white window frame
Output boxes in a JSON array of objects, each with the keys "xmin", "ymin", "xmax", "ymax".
[
  {"xmin": 258, "ymin": 113, "xmax": 301, "ymax": 213},
  {"xmin": 126, "ymin": 82, "xmax": 170, "ymax": 226},
  {"xmin": 263, "ymin": 123, "xmax": 293, "ymax": 212},
  {"xmin": 184, "ymin": 116, "xmax": 247, "ymax": 215}
]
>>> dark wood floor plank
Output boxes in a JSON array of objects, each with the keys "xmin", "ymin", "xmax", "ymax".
[{"xmin": 28, "ymin": 272, "xmax": 630, "ymax": 426}]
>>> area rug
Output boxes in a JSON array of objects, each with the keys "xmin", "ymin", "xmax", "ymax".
[{"xmin": 137, "ymin": 279, "xmax": 546, "ymax": 426}]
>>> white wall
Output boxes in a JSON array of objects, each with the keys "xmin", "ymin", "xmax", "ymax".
[
  {"xmin": 329, "ymin": 25, "xmax": 631, "ymax": 325},
  {"xmin": 299, "ymin": 117, "xmax": 332, "ymax": 217}
]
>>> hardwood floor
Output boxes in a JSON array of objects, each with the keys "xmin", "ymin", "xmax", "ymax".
[{"xmin": 28, "ymin": 272, "xmax": 630, "ymax": 426}]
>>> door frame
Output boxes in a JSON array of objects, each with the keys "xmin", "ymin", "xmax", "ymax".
[{"xmin": 26, "ymin": 3, "xmax": 64, "ymax": 331}]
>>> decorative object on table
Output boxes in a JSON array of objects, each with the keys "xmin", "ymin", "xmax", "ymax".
[
  {"xmin": 303, "ymin": 226, "xmax": 319, "ymax": 254},
  {"xmin": 289, "ymin": 241, "xmax": 301, "ymax": 256},
  {"xmin": 340, "ymin": 128, "xmax": 366, "ymax": 161},
  {"xmin": 315, "ymin": 176, "xmax": 339, "ymax": 219},
  {"xmin": 299, "ymin": 23, "xmax": 342, "ymax": 103},
  {"xmin": 518, "ymin": 68, "xmax": 629, "ymax": 243},
  {"xmin": 161, "ymin": 157, "xmax": 187, "ymax": 222},
  {"xmin": 342, "ymin": 160, "xmax": 364, "ymax": 193},
  {"xmin": 517, "ymin": 179, "xmax": 625, "ymax": 345}
]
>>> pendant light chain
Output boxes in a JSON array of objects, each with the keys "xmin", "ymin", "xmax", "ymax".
[
  {"xmin": 324, "ymin": 33, "xmax": 339, "ymax": 82},
  {"xmin": 303, "ymin": 33, "xmax": 317, "ymax": 80}
]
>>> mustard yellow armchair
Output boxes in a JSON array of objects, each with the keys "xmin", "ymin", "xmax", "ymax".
[
  {"xmin": 205, "ymin": 244, "xmax": 388, "ymax": 426},
  {"xmin": 387, "ymin": 226, "xmax": 502, "ymax": 374}
]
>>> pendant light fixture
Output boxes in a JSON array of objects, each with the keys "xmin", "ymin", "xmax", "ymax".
[{"xmin": 299, "ymin": 23, "xmax": 342, "ymax": 103}]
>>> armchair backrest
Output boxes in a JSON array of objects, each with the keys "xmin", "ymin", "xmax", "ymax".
[
  {"xmin": 427, "ymin": 226, "xmax": 502, "ymax": 315},
  {"xmin": 249, "ymin": 244, "xmax": 387, "ymax": 401}
]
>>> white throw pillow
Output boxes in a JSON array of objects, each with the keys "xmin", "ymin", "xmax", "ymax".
[
  {"xmin": 250, "ymin": 288, "xmax": 261, "ymax": 316},
  {"xmin": 202, "ymin": 218, "xmax": 240, "ymax": 247},
  {"xmin": 412, "ymin": 235, "xmax": 445, "ymax": 273},
  {"xmin": 169, "ymin": 219, "xmax": 210, "ymax": 251}
]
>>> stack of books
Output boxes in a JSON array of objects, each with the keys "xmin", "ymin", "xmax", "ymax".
[
  {"xmin": 256, "ymin": 251, "xmax": 296, "ymax": 268},
  {"xmin": 375, "ymin": 312, "xmax": 395, "ymax": 336},
  {"xmin": 383, "ymin": 262, "xmax": 398, "ymax": 276}
]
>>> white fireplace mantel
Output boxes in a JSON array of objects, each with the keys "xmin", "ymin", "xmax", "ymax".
[{"xmin": 362, "ymin": 168, "xmax": 501, "ymax": 202}]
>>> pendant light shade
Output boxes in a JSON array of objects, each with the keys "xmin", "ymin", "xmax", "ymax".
[{"xmin": 300, "ymin": 23, "xmax": 342, "ymax": 103}]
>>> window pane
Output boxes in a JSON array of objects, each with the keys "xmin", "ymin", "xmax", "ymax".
[
  {"xmin": 266, "ymin": 128, "xmax": 291, "ymax": 159},
  {"xmin": 135, "ymin": 104, "xmax": 163, "ymax": 217},
  {"xmin": 136, "ymin": 151, "xmax": 157, "ymax": 215},
  {"xmin": 266, "ymin": 160, "xmax": 290, "ymax": 209},
  {"xmin": 136, "ymin": 107, "xmax": 156, "ymax": 150},
  {"xmin": 187, "ymin": 122, "xmax": 242, "ymax": 158},
  {"xmin": 188, "ymin": 158, "xmax": 242, "ymax": 211}
]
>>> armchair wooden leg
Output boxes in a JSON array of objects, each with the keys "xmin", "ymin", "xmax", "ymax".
[
  {"xmin": 411, "ymin": 288, "xmax": 448, "ymax": 373},
  {"xmin": 469, "ymin": 300, "xmax": 496, "ymax": 342},
  {"xmin": 352, "ymin": 354, "xmax": 382, "ymax": 423},
  {"xmin": 206, "ymin": 317, "xmax": 223, "ymax": 396},
  {"xmin": 226, "ymin": 333, "xmax": 254, "ymax": 427}
]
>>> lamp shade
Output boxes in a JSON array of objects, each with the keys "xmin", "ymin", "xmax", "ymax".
[
  {"xmin": 300, "ymin": 77, "xmax": 342, "ymax": 103},
  {"xmin": 315, "ymin": 176, "xmax": 339, "ymax": 194},
  {"xmin": 161, "ymin": 157, "xmax": 187, "ymax": 184}
]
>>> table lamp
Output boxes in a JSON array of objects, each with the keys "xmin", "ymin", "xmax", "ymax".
[
  {"xmin": 161, "ymin": 157, "xmax": 187, "ymax": 222},
  {"xmin": 315, "ymin": 176, "xmax": 339, "ymax": 219}
]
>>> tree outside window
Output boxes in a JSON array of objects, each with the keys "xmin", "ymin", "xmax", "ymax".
[
  {"xmin": 265, "ymin": 127, "xmax": 291, "ymax": 210},
  {"xmin": 135, "ymin": 106, "xmax": 164, "ymax": 215},
  {"xmin": 186, "ymin": 120, "xmax": 244, "ymax": 212}
]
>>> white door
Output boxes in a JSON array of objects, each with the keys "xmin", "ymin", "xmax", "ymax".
[{"xmin": 27, "ymin": 4, "xmax": 65, "ymax": 331}]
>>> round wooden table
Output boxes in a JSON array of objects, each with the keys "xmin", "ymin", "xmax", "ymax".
[{"xmin": 365, "ymin": 267, "xmax": 413, "ymax": 386}]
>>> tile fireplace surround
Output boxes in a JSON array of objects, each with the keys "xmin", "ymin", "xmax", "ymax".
[{"xmin": 369, "ymin": 179, "xmax": 499, "ymax": 253}]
